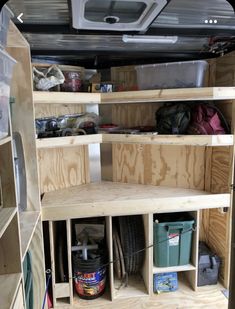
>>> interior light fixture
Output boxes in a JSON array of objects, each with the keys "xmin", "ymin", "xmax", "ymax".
[{"xmin": 122, "ymin": 34, "xmax": 178, "ymax": 44}]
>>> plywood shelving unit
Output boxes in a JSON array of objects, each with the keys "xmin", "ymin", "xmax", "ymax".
[
  {"xmin": 3, "ymin": 20, "xmax": 234, "ymax": 308},
  {"xmin": 32, "ymin": 71, "xmax": 235, "ymax": 307},
  {"xmin": 1, "ymin": 21, "xmax": 47, "ymax": 309}
]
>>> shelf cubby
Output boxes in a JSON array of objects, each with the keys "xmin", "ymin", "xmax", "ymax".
[
  {"xmin": 19, "ymin": 211, "xmax": 41, "ymax": 261},
  {"xmin": 0, "ymin": 207, "xmax": 17, "ymax": 238},
  {"xmin": 0, "ymin": 136, "xmax": 12, "ymax": 147},
  {"xmin": 0, "ymin": 272, "xmax": 22, "ymax": 309}
]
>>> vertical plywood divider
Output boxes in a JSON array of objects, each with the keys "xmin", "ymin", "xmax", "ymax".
[
  {"xmin": 106, "ymin": 216, "xmax": 114, "ymax": 301},
  {"xmin": 185, "ymin": 211, "xmax": 200, "ymax": 291},
  {"xmin": 7, "ymin": 28, "xmax": 41, "ymax": 212},
  {"xmin": 66, "ymin": 220, "xmax": 73, "ymax": 305},
  {"xmin": 142, "ymin": 214, "xmax": 153, "ymax": 296},
  {"xmin": 201, "ymin": 145, "xmax": 233, "ymax": 288}
]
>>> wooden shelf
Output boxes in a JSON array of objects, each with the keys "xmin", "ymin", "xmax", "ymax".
[
  {"xmin": 103, "ymin": 134, "xmax": 234, "ymax": 146},
  {"xmin": 33, "ymin": 87, "xmax": 235, "ymax": 105},
  {"xmin": 0, "ymin": 207, "xmax": 17, "ymax": 238},
  {"xmin": 153, "ymin": 264, "xmax": 196, "ymax": 274},
  {"xmin": 19, "ymin": 211, "xmax": 41, "ymax": 261},
  {"xmin": 36, "ymin": 134, "xmax": 234, "ymax": 149},
  {"xmin": 33, "ymin": 91, "xmax": 100, "ymax": 105},
  {"xmin": 41, "ymin": 181, "xmax": 230, "ymax": 221},
  {"xmin": 0, "ymin": 273, "xmax": 22, "ymax": 309},
  {"xmin": 36, "ymin": 134, "xmax": 102, "ymax": 149},
  {"xmin": 0, "ymin": 136, "xmax": 11, "ymax": 147},
  {"xmin": 101, "ymin": 87, "xmax": 235, "ymax": 104}
]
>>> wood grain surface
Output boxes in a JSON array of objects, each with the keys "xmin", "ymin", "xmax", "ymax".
[
  {"xmin": 113, "ymin": 144, "xmax": 205, "ymax": 190},
  {"xmin": 38, "ymin": 146, "xmax": 89, "ymax": 193}
]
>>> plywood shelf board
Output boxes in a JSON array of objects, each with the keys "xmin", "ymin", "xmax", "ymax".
[
  {"xmin": 33, "ymin": 87, "xmax": 235, "ymax": 105},
  {"xmin": 41, "ymin": 181, "xmax": 230, "ymax": 221},
  {"xmin": 153, "ymin": 264, "xmax": 196, "ymax": 274},
  {"xmin": 33, "ymin": 91, "xmax": 100, "ymax": 104},
  {"xmin": 102, "ymin": 87, "xmax": 235, "ymax": 104},
  {"xmin": 0, "ymin": 273, "xmax": 22, "ymax": 309},
  {"xmin": 19, "ymin": 211, "xmax": 41, "ymax": 261},
  {"xmin": 36, "ymin": 134, "xmax": 234, "ymax": 149},
  {"xmin": 103, "ymin": 134, "xmax": 234, "ymax": 146},
  {"xmin": 0, "ymin": 207, "xmax": 17, "ymax": 238},
  {"xmin": 0, "ymin": 136, "xmax": 12, "ymax": 147},
  {"xmin": 36, "ymin": 134, "xmax": 103, "ymax": 149}
]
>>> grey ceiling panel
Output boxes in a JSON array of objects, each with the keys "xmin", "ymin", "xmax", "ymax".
[
  {"xmin": 152, "ymin": 0, "xmax": 235, "ymax": 28},
  {"xmin": 24, "ymin": 32, "xmax": 208, "ymax": 52},
  {"xmin": 8, "ymin": 0, "xmax": 235, "ymax": 29},
  {"xmin": 8, "ymin": 0, "xmax": 69, "ymax": 24}
]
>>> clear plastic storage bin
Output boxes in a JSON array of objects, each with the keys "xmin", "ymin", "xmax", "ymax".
[
  {"xmin": 136, "ymin": 60, "xmax": 208, "ymax": 90},
  {"xmin": 0, "ymin": 49, "xmax": 16, "ymax": 140},
  {"xmin": 0, "ymin": 5, "xmax": 14, "ymax": 48}
]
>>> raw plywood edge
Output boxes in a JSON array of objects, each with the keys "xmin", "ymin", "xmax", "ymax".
[
  {"xmin": 7, "ymin": 41, "xmax": 41, "ymax": 211},
  {"xmin": 7, "ymin": 21, "xmax": 29, "ymax": 48},
  {"xmin": 33, "ymin": 91, "xmax": 101, "ymax": 105}
]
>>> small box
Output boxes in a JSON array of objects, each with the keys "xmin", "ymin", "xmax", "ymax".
[
  {"xmin": 89, "ymin": 83, "xmax": 113, "ymax": 93},
  {"xmin": 153, "ymin": 272, "xmax": 178, "ymax": 293},
  {"xmin": 198, "ymin": 242, "xmax": 220, "ymax": 286}
]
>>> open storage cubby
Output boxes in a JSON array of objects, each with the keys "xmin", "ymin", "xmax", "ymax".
[
  {"xmin": 111, "ymin": 214, "xmax": 149, "ymax": 300},
  {"xmin": 152, "ymin": 211, "xmax": 199, "ymax": 292}
]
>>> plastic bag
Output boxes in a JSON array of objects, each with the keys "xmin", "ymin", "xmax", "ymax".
[{"xmin": 33, "ymin": 65, "xmax": 65, "ymax": 90}]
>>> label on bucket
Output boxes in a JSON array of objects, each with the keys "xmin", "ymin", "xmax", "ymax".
[
  {"xmin": 169, "ymin": 233, "xmax": 179, "ymax": 246},
  {"xmin": 74, "ymin": 267, "xmax": 106, "ymax": 298}
]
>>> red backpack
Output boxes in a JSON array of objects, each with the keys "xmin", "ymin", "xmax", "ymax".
[{"xmin": 187, "ymin": 104, "xmax": 230, "ymax": 135}]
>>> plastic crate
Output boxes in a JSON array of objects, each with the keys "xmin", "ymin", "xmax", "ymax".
[
  {"xmin": 0, "ymin": 5, "xmax": 14, "ymax": 49},
  {"xmin": 135, "ymin": 60, "xmax": 208, "ymax": 90},
  {"xmin": 153, "ymin": 213, "xmax": 194, "ymax": 267},
  {"xmin": 0, "ymin": 49, "xmax": 16, "ymax": 139}
]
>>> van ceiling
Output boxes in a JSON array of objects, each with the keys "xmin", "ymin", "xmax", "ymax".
[{"xmin": 8, "ymin": 0, "xmax": 235, "ymax": 68}]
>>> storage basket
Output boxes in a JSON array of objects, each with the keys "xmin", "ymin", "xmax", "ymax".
[{"xmin": 136, "ymin": 60, "xmax": 208, "ymax": 90}]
